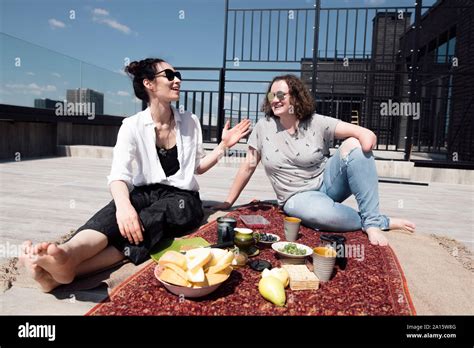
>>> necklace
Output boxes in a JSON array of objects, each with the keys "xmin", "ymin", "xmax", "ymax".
[{"xmin": 154, "ymin": 113, "xmax": 175, "ymax": 157}]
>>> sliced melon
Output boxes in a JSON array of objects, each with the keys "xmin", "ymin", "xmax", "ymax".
[
  {"xmin": 215, "ymin": 250, "xmax": 235, "ymax": 267},
  {"xmin": 187, "ymin": 267, "xmax": 205, "ymax": 283},
  {"xmin": 206, "ymin": 268, "xmax": 232, "ymax": 286},
  {"xmin": 207, "ymin": 248, "xmax": 228, "ymax": 267},
  {"xmin": 186, "ymin": 248, "xmax": 212, "ymax": 272},
  {"xmin": 163, "ymin": 263, "xmax": 188, "ymax": 282},
  {"xmin": 159, "ymin": 268, "xmax": 189, "ymax": 287},
  {"xmin": 158, "ymin": 250, "xmax": 187, "ymax": 270}
]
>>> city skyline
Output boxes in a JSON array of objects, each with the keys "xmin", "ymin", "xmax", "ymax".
[{"xmin": 1, "ymin": 0, "xmax": 437, "ymax": 117}]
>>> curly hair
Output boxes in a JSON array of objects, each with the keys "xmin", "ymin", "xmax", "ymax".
[{"xmin": 261, "ymin": 74, "xmax": 316, "ymax": 121}]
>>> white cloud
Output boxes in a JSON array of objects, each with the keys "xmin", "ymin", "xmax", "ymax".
[
  {"xmin": 97, "ymin": 18, "xmax": 131, "ymax": 34},
  {"xmin": 5, "ymin": 83, "xmax": 57, "ymax": 96},
  {"xmin": 48, "ymin": 18, "xmax": 66, "ymax": 29},
  {"xmin": 92, "ymin": 8, "xmax": 109, "ymax": 16},
  {"xmin": 51, "ymin": 72, "xmax": 61, "ymax": 78},
  {"xmin": 117, "ymin": 90, "xmax": 130, "ymax": 97},
  {"xmin": 91, "ymin": 8, "xmax": 132, "ymax": 35}
]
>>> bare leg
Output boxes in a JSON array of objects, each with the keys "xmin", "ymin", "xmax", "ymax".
[
  {"xmin": 339, "ymin": 138, "xmax": 415, "ymax": 246},
  {"xmin": 75, "ymin": 246, "xmax": 126, "ymax": 277},
  {"xmin": 28, "ymin": 229, "xmax": 113, "ymax": 285}
]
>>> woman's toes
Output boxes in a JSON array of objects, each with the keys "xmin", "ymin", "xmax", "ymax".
[
  {"xmin": 21, "ymin": 240, "xmax": 32, "ymax": 254},
  {"xmin": 46, "ymin": 244, "xmax": 68, "ymax": 263},
  {"xmin": 366, "ymin": 228, "xmax": 388, "ymax": 246}
]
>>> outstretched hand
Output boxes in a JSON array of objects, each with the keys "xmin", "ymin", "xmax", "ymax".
[
  {"xmin": 221, "ymin": 119, "xmax": 252, "ymax": 149},
  {"xmin": 211, "ymin": 201, "xmax": 232, "ymax": 211}
]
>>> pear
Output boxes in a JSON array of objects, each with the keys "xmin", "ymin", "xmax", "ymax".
[
  {"xmin": 262, "ymin": 268, "xmax": 289, "ymax": 288},
  {"xmin": 258, "ymin": 276, "xmax": 286, "ymax": 307}
]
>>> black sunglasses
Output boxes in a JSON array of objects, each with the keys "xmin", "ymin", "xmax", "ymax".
[{"xmin": 154, "ymin": 69, "xmax": 182, "ymax": 81}]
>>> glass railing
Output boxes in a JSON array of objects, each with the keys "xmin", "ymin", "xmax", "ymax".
[{"xmin": 0, "ymin": 33, "xmax": 142, "ymax": 117}]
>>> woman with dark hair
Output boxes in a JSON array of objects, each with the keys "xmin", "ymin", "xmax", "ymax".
[
  {"xmin": 20, "ymin": 58, "xmax": 250, "ymax": 292},
  {"xmin": 215, "ymin": 74, "xmax": 415, "ymax": 246}
]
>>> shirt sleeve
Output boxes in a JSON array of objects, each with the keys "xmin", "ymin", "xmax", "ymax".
[
  {"xmin": 322, "ymin": 115, "xmax": 340, "ymax": 142},
  {"xmin": 107, "ymin": 122, "xmax": 136, "ymax": 188},
  {"xmin": 312, "ymin": 114, "xmax": 340, "ymax": 155},
  {"xmin": 247, "ymin": 120, "xmax": 261, "ymax": 153},
  {"xmin": 193, "ymin": 115, "xmax": 206, "ymax": 173}
]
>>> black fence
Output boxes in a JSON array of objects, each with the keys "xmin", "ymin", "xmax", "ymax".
[{"xmin": 176, "ymin": 0, "xmax": 473, "ymax": 165}]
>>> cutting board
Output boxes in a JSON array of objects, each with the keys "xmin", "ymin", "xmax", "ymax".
[{"xmin": 281, "ymin": 261, "xmax": 320, "ymax": 291}]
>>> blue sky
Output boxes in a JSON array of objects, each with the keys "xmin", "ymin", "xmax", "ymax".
[{"xmin": 1, "ymin": 0, "xmax": 437, "ymax": 117}]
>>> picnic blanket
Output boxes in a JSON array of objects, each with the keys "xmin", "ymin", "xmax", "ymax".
[{"xmin": 87, "ymin": 202, "xmax": 416, "ymax": 316}]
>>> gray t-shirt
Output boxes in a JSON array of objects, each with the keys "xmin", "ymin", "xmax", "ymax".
[{"xmin": 248, "ymin": 113, "xmax": 340, "ymax": 205}]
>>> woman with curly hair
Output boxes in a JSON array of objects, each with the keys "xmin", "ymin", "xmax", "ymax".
[
  {"xmin": 215, "ymin": 74, "xmax": 415, "ymax": 246},
  {"xmin": 19, "ymin": 58, "xmax": 251, "ymax": 292}
]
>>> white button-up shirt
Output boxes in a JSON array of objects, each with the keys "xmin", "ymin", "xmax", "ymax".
[{"xmin": 107, "ymin": 105, "xmax": 205, "ymax": 191}]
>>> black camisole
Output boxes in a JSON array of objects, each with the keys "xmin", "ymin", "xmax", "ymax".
[{"xmin": 156, "ymin": 144, "xmax": 180, "ymax": 177}]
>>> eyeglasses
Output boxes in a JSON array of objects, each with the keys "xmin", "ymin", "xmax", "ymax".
[
  {"xmin": 267, "ymin": 91, "xmax": 288, "ymax": 102},
  {"xmin": 154, "ymin": 69, "xmax": 182, "ymax": 81}
]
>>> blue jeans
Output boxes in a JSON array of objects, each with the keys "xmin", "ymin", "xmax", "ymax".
[{"xmin": 283, "ymin": 147, "xmax": 389, "ymax": 232}]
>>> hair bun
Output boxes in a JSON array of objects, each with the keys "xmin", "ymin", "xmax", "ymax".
[{"xmin": 125, "ymin": 61, "xmax": 140, "ymax": 76}]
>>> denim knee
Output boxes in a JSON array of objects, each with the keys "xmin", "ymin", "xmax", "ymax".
[{"xmin": 344, "ymin": 146, "xmax": 373, "ymax": 164}]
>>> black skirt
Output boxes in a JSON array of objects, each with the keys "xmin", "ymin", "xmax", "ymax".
[{"xmin": 72, "ymin": 183, "xmax": 204, "ymax": 265}]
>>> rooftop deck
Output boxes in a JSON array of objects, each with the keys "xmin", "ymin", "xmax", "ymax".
[
  {"xmin": 0, "ymin": 155, "xmax": 473, "ymax": 315},
  {"xmin": 1, "ymin": 155, "xmax": 472, "ymax": 261}
]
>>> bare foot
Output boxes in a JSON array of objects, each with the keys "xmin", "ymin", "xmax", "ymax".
[
  {"xmin": 389, "ymin": 218, "xmax": 416, "ymax": 233},
  {"xmin": 19, "ymin": 241, "xmax": 61, "ymax": 292},
  {"xmin": 365, "ymin": 227, "xmax": 388, "ymax": 246},
  {"xmin": 31, "ymin": 242, "xmax": 76, "ymax": 285}
]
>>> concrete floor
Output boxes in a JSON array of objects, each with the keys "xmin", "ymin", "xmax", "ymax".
[
  {"xmin": 0, "ymin": 155, "xmax": 473, "ymax": 315},
  {"xmin": 0, "ymin": 155, "xmax": 472, "ymax": 261}
]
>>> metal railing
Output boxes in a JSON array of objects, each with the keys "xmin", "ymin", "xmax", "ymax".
[{"xmin": 1, "ymin": 1, "xmax": 473, "ymax": 164}]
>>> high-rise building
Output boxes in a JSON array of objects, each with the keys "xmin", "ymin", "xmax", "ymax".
[
  {"xmin": 34, "ymin": 98, "xmax": 61, "ymax": 109},
  {"xmin": 66, "ymin": 88, "xmax": 104, "ymax": 115}
]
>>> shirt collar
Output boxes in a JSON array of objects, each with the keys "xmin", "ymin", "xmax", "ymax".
[{"xmin": 143, "ymin": 104, "xmax": 182, "ymax": 126}]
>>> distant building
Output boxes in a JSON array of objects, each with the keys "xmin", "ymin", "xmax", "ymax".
[
  {"xmin": 301, "ymin": 0, "xmax": 473, "ymax": 160},
  {"xmin": 301, "ymin": 57, "xmax": 370, "ymax": 125},
  {"xmin": 302, "ymin": 11, "xmax": 411, "ymax": 149},
  {"xmin": 66, "ymin": 88, "xmax": 104, "ymax": 115},
  {"xmin": 34, "ymin": 98, "xmax": 61, "ymax": 109},
  {"xmin": 398, "ymin": 0, "xmax": 474, "ymax": 161}
]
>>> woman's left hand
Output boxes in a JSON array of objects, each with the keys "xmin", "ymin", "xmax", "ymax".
[{"xmin": 221, "ymin": 119, "xmax": 252, "ymax": 148}]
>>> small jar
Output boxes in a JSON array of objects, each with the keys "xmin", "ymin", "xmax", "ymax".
[{"xmin": 233, "ymin": 228, "xmax": 255, "ymax": 254}]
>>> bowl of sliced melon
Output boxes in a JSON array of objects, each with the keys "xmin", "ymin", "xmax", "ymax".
[{"xmin": 154, "ymin": 248, "xmax": 234, "ymax": 298}]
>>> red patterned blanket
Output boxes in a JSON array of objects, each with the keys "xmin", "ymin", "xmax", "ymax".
[{"xmin": 87, "ymin": 202, "xmax": 416, "ymax": 316}]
